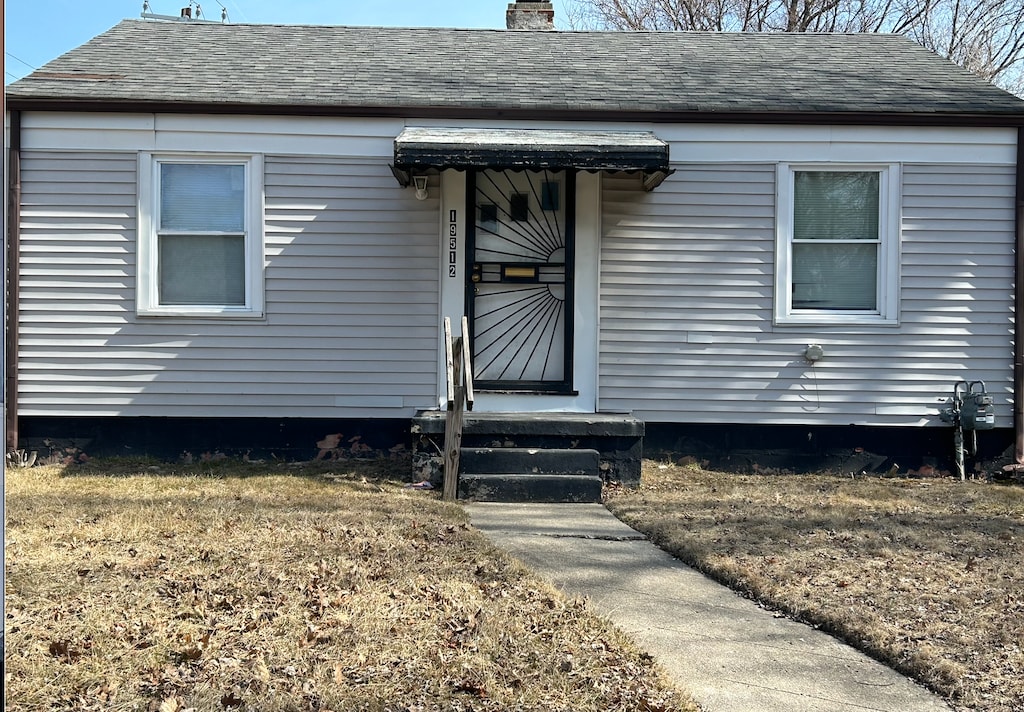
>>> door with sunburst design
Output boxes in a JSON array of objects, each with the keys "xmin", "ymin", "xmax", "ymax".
[{"xmin": 467, "ymin": 169, "xmax": 575, "ymax": 392}]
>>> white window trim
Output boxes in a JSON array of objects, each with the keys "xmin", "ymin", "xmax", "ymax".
[
  {"xmin": 137, "ymin": 152, "xmax": 265, "ymax": 318},
  {"xmin": 774, "ymin": 162, "xmax": 901, "ymax": 326}
]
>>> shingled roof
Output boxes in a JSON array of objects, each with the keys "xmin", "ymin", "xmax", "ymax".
[{"xmin": 6, "ymin": 19, "xmax": 1024, "ymax": 123}]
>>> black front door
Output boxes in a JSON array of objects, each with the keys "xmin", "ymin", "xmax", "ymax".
[{"xmin": 466, "ymin": 168, "xmax": 575, "ymax": 392}]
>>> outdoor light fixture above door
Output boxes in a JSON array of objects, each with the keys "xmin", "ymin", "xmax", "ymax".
[{"xmin": 412, "ymin": 174, "xmax": 429, "ymax": 200}]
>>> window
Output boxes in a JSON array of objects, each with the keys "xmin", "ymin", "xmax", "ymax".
[
  {"xmin": 138, "ymin": 154, "xmax": 264, "ymax": 317},
  {"xmin": 541, "ymin": 181, "xmax": 560, "ymax": 211},
  {"xmin": 775, "ymin": 164, "xmax": 900, "ymax": 325},
  {"xmin": 479, "ymin": 203, "xmax": 498, "ymax": 230},
  {"xmin": 510, "ymin": 192, "xmax": 529, "ymax": 222}
]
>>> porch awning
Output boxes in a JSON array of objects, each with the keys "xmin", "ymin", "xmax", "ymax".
[{"xmin": 392, "ymin": 127, "xmax": 673, "ymax": 191}]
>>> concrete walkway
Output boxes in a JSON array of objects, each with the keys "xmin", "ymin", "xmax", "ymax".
[{"xmin": 465, "ymin": 503, "xmax": 951, "ymax": 712}]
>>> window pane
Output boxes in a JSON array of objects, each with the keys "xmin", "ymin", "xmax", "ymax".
[
  {"xmin": 159, "ymin": 234, "xmax": 245, "ymax": 305},
  {"xmin": 541, "ymin": 181, "xmax": 560, "ymax": 211},
  {"xmin": 479, "ymin": 203, "xmax": 498, "ymax": 229},
  {"xmin": 794, "ymin": 172, "xmax": 879, "ymax": 241},
  {"xmin": 161, "ymin": 163, "xmax": 245, "ymax": 232},
  {"xmin": 510, "ymin": 193, "xmax": 529, "ymax": 222},
  {"xmin": 793, "ymin": 243, "xmax": 877, "ymax": 310}
]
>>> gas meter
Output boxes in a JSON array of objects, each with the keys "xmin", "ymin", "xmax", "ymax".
[
  {"xmin": 941, "ymin": 380, "xmax": 996, "ymax": 431},
  {"xmin": 959, "ymin": 381, "xmax": 995, "ymax": 431},
  {"xmin": 941, "ymin": 380, "xmax": 996, "ymax": 480}
]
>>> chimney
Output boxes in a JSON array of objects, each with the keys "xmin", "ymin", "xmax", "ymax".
[{"xmin": 506, "ymin": 2, "xmax": 555, "ymax": 30}]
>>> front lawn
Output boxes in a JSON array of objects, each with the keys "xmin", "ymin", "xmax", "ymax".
[
  {"xmin": 4, "ymin": 460, "xmax": 695, "ymax": 712},
  {"xmin": 605, "ymin": 463, "xmax": 1024, "ymax": 712}
]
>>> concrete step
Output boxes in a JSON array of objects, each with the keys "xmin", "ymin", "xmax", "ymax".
[
  {"xmin": 458, "ymin": 473, "xmax": 603, "ymax": 503},
  {"xmin": 460, "ymin": 447, "xmax": 600, "ymax": 476}
]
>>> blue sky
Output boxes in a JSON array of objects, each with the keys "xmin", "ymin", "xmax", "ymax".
[{"xmin": 5, "ymin": 0, "xmax": 573, "ymax": 84}]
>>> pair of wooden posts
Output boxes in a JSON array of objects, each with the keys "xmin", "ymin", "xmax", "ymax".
[{"xmin": 443, "ymin": 316, "xmax": 475, "ymax": 501}]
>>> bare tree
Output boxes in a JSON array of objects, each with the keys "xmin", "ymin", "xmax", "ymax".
[
  {"xmin": 563, "ymin": 0, "xmax": 1024, "ymax": 92},
  {"xmin": 911, "ymin": 0, "xmax": 1024, "ymax": 85},
  {"xmin": 564, "ymin": 0, "xmax": 928, "ymax": 32}
]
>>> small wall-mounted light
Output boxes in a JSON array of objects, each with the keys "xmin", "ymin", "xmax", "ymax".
[{"xmin": 412, "ymin": 175, "xmax": 429, "ymax": 201}]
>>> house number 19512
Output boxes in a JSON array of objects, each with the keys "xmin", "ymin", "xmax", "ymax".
[{"xmin": 448, "ymin": 210, "xmax": 457, "ymax": 278}]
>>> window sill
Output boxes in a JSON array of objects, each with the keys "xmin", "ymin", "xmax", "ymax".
[
  {"xmin": 774, "ymin": 313, "xmax": 898, "ymax": 328},
  {"xmin": 137, "ymin": 308, "xmax": 265, "ymax": 319}
]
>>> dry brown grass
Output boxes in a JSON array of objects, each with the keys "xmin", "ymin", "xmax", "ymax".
[
  {"xmin": 605, "ymin": 462, "xmax": 1024, "ymax": 712},
  {"xmin": 5, "ymin": 459, "xmax": 696, "ymax": 712}
]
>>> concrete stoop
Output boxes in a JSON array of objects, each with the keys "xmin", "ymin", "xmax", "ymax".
[{"xmin": 410, "ymin": 411, "xmax": 644, "ymax": 502}]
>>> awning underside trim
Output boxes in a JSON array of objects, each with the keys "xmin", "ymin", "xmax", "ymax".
[{"xmin": 392, "ymin": 127, "xmax": 673, "ymax": 190}]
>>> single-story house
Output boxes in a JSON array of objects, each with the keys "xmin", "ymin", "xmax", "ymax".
[{"xmin": 6, "ymin": 2, "xmax": 1024, "ymax": 491}]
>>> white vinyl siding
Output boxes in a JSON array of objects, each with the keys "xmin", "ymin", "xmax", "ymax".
[
  {"xmin": 17, "ymin": 149, "xmax": 440, "ymax": 418},
  {"xmin": 15, "ymin": 117, "xmax": 1017, "ymax": 427},
  {"xmin": 599, "ymin": 161, "xmax": 1015, "ymax": 426}
]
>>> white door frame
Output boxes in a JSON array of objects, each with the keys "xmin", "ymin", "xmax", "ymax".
[{"xmin": 437, "ymin": 169, "xmax": 599, "ymax": 413}]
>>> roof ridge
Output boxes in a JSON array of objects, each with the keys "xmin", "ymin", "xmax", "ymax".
[{"xmin": 117, "ymin": 19, "xmax": 915, "ymax": 38}]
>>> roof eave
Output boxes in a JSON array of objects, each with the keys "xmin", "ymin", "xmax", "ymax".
[{"xmin": 6, "ymin": 97, "xmax": 1024, "ymax": 127}]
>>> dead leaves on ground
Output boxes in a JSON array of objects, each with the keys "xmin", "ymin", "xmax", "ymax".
[
  {"xmin": 5, "ymin": 468, "xmax": 695, "ymax": 711},
  {"xmin": 47, "ymin": 639, "xmax": 87, "ymax": 662},
  {"xmin": 609, "ymin": 464, "xmax": 1024, "ymax": 712}
]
